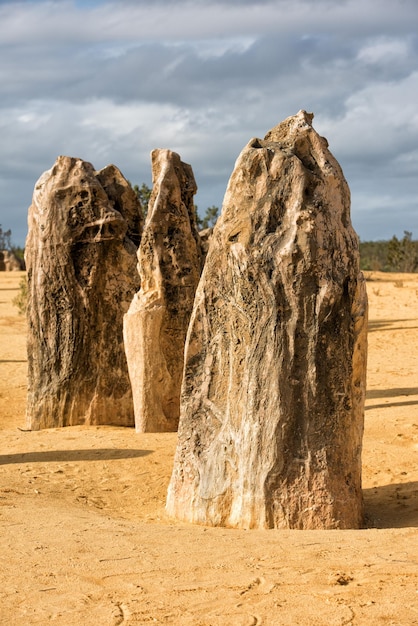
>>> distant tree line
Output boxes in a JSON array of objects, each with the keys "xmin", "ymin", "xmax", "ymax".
[
  {"xmin": 132, "ymin": 183, "xmax": 152, "ymax": 221},
  {"xmin": 0, "ymin": 224, "xmax": 25, "ymax": 263},
  {"xmin": 359, "ymin": 231, "xmax": 418, "ymax": 273},
  {"xmin": 0, "ymin": 224, "xmax": 12, "ymax": 250},
  {"xmin": 4, "ymin": 206, "xmax": 418, "ymax": 277}
]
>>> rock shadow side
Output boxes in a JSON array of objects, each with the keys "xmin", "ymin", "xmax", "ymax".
[
  {"xmin": 124, "ymin": 149, "xmax": 203, "ymax": 432},
  {"xmin": 26, "ymin": 156, "xmax": 142, "ymax": 430},
  {"xmin": 166, "ymin": 111, "xmax": 368, "ymax": 529}
]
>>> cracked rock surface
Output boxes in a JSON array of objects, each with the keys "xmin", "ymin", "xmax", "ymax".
[{"xmin": 167, "ymin": 111, "xmax": 368, "ymax": 529}]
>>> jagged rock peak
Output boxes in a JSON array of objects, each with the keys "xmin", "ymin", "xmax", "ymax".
[{"xmin": 166, "ymin": 113, "xmax": 368, "ymax": 530}]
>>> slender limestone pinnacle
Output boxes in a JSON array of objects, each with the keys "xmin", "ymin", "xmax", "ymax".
[
  {"xmin": 166, "ymin": 111, "xmax": 368, "ymax": 530},
  {"xmin": 123, "ymin": 149, "xmax": 203, "ymax": 432}
]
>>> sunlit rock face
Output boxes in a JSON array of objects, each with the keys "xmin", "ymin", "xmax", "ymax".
[
  {"xmin": 166, "ymin": 111, "xmax": 368, "ymax": 530},
  {"xmin": 124, "ymin": 149, "xmax": 203, "ymax": 432},
  {"xmin": 26, "ymin": 156, "xmax": 142, "ymax": 430}
]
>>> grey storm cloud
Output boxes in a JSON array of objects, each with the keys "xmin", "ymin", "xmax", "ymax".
[{"xmin": 0, "ymin": 0, "xmax": 417, "ymax": 245}]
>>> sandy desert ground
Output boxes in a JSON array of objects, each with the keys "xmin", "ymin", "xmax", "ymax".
[{"xmin": 0, "ymin": 270, "xmax": 417, "ymax": 625}]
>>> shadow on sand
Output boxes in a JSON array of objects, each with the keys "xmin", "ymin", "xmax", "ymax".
[
  {"xmin": 368, "ymin": 319, "xmax": 418, "ymax": 333},
  {"xmin": 0, "ymin": 448, "xmax": 152, "ymax": 466},
  {"xmin": 363, "ymin": 480, "xmax": 418, "ymax": 529},
  {"xmin": 0, "ymin": 359, "xmax": 27, "ymax": 363},
  {"xmin": 365, "ymin": 386, "xmax": 418, "ymax": 410},
  {"xmin": 366, "ymin": 387, "xmax": 418, "ymax": 399}
]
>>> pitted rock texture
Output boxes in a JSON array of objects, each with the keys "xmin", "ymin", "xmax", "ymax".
[
  {"xmin": 166, "ymin": 111, "xmax": 368, "ymax": 530},
  {"xmin": 95, "ymin": 164, "xmax": 143, "ymax": 248},
  {"xmin": 124, "ymin": 149, "xmax": 203, "ymax": 432},
  {"xmin": 26, "ymin": 156, "xmax": 142, "ymax": 430}
]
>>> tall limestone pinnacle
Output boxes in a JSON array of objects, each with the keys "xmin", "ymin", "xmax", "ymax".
[
  {"xmin": 25, "ymin": 156, "xmax": 142, "ymax": 429},
  {"xmin": 124, "ymin": 149, "xmax": 203, "ymax": 432},
  {"xmin": 166, "ymin": 110, "xmax": 368, "ymax": 530}
]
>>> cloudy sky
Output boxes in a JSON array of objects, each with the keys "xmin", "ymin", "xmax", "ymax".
[{"xmin": 1, "ymin": 0, "xmax": 417, "ymax": 246}]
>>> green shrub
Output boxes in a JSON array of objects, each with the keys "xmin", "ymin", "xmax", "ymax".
[{"xmin": 13, "ymin": 276, "xmax": 28, "ymax": 315}]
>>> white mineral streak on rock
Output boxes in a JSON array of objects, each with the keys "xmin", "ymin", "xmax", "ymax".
[
  {"xmin": 166, "ymin": 111, "xmax": 368, "ymax": 529},
  {"xmin": 123, "ymin": 149, "xmax": 202, "ymax": 432}
]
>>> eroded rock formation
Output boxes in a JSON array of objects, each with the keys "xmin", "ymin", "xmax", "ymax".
[
  {"xmin": 26, "ymin": 156, "xmax": 142, "ymax": 430},
  {"xmin": 166, "ymin": 111, "xmax": 368, "ymax": 529},
  {"xmin": 124, "ymin": 149, "xmax": 202, "ymax": 432},
  {"xmin": 95, "ymin": 164, "xmax": 142, "ymax": 248},
  {"xmin": 0, "ymin": 250, "xmax": 23, "ymax": 271}
]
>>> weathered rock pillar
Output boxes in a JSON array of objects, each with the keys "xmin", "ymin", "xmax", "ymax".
[
  {"xmin": 26, "ymin": 156, "xmax": 142, "ymax": 430},
  {"xmin": 166, "ymin": 111, "xmax": 368, "ymax": 529},
  {"xmin": 123, "ymin": 149, "xmax": 202, "ymax": 432},
  {"xmin": 0, "ymin": 250, "xmax": 23, "ymax": 271}
]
